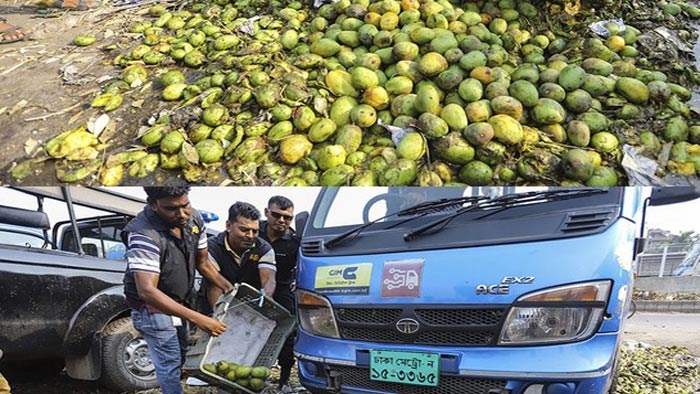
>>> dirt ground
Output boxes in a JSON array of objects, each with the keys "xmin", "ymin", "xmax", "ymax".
[
  {"xmin": 8, "ymin": 364, "xmax": 306, "ymax": 393},
  {"xmin": 0, "ymin": 0, "xmax": 167, "ymax": 184}
]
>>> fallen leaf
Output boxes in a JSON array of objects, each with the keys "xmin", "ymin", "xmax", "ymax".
[
  {"xmin": 131, "ymin": 99, "xmax": 144, "ymax": 108},
  {"xmin": 96, "ymin": 75, "xmax": 113, "ymax": 83},
  {"xmin": 88, "ymin": 114, "xmax": 111, "ymax": 137},
  {"xmin": 10, "ymin": 100, "xmax": 29, "ymax": 116},
  {"xmin": 564, "ymin": 0, "xmax": 581, "ymax": 15},
  {"xmin": 139, "ymin": 81, "xmax": 153, "ymax": 93},
  {"xmin": 98, "ymin": 120, "xmax": 117, "ymax": 143},
  {"xmin": 136, "ymin": 125, "xmax": 150, "ymax": 138},
  {"xmin": 68, "ymin": 111, "xmax": 83, "ymax": 125},
  {"xmin": 24, "ymin": 138, "xmax": 40, "ymax": 155},
  {"xmin": 182, "ymin": 142, "xmax": 199, "ymax": 164}
]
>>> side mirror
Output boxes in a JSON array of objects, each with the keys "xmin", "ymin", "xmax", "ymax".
[
  {"xmin": 295, "ymin": 211, "xmax": 309, "ymax": 237},
  {"xmin": 633, "ymin": 237, "xmax": 646, "ymax": 259},
  {"xmin": 648, "ymin": 186, "xmax": 700, "ymax": 206}
]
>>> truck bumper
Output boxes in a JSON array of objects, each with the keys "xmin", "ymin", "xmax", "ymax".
[{"xmin": 295, "ymin": 330, "xmax": 618, "ymax": 394}]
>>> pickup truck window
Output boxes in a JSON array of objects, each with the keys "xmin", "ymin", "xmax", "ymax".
[
  {"xmin": 0, "ymin": 224, "xmax": 46, "ymax": 248},
  {"xmin": 59, "ymin": 218, "xmax": 129, "ymax": 260}
]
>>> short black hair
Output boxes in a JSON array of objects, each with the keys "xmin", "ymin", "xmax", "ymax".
[
  {"xmin": 268, "ymin": 196, "xmax": 294, "ymax": 210},
  {"xmin": 144, "ymin": 186, "xmax": 191, "ymax": 203},
  {"xmin": 228, "ymin": 201, "xmax": 260, "ymax": 222}
]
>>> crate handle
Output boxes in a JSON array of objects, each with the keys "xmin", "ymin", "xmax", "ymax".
[{"xmin": 222, "ymin": 290, "xmax": 266, "ymax": 313}]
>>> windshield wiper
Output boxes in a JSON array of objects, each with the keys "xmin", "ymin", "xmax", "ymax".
[
  {"xmin": 403, "ymin": 188, "xmax": 608, "ymax": 242},
  {"xmin": 324, "ymin": 196, "xmax": 488, "ymax": 248}
]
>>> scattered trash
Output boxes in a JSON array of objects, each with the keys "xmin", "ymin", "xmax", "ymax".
[
  {"xmin": 589, "ymin": 18, "xmax": 626, "ymax": 38},
  {"xmin": 59, "ymin": 63, "xmax": 94, "ymax": 85},
  {"xmin": 621, "ymin": 144, "xmax": 666, "ymax": 186}
]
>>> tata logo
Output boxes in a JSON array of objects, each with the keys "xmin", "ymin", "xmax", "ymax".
[
  {"xmin": 328, "ymin": 267, "xmax": 358, "ymax": 280},
  {"xmin": 395, "ymin": 318, "xmax": 420, "ymax": 335}
]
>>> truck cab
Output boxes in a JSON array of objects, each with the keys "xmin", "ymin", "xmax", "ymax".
[{"xmin": 293, "ymin": 186, "xmax": 699, "ymax": 394}]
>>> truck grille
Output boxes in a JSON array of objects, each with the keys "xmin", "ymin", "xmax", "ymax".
[
  {"xmin": 329, "ymin": 365, "xmax": 507, "ymax": 394},
  {"xmin": 335, "ymin": 306, "xmax": 507, "ymax": 346}
]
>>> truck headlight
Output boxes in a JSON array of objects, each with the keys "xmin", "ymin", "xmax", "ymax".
[
  {"xmin": 499, "ymin": 281, "xmax": 611, "ymax": 345},
  {"xmin": 297, "ymin": 289, "xmax": 340, "ymax": 338}
]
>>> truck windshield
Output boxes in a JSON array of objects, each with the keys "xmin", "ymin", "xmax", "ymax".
[
  {"xmin": 403, "ymin": 188, "xmax": 608, "ymax": 241},
  {"xmin": 304, "ymin": 187, "xmax": 623, "ymax": 256},
  {"xmin": 313, "ymin": 187, "xmax": 617, "ymax": 230}
]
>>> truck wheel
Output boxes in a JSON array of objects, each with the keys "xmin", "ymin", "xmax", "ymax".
[{"xmin": 100, "ymin": 317, "xmax": 158, "ymax": 392}]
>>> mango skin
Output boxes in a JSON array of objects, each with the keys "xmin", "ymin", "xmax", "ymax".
[{"xmin": 615, "ymin": 77, "xmax": 649, "ymax": 105}]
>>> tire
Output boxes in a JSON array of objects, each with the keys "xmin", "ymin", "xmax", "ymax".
[{"xmin": 99, "ymin": 317, "xmax": 158, "ymax": 392}]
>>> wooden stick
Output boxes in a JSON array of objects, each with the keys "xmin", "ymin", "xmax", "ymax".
[{"xmin": 25, "ymin": 102, "xmax": 82, "ymax": 121}]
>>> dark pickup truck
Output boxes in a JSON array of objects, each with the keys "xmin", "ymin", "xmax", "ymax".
[{"xmin": 0, "ymin": 187, "xmax": 158, "ymax": 392}]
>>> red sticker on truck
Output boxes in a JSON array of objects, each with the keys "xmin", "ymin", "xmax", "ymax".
[{"xmin": 381, "ymin": 259, "xmax": 424, "ymax": 298}]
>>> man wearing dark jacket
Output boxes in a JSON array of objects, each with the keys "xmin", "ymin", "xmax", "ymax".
[
  {"xmin": 123, "ymin": 186, "xmax": 233, "ymax": 394},
  {"xmin": 260, "ymin": 196, "xmax": 300, "ymax": 393},
  {"xmin": 202, "ymin": 201, "xmax": 277, "ymax": 314}
]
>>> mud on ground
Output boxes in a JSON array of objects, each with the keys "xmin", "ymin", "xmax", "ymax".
[
  {"xmin": 0, "ymin": 0, "xmax": 169, "ymax": 184},
  {"xmin": 9, "ymin": 364, "xmax": 306, "ymax": 393}
]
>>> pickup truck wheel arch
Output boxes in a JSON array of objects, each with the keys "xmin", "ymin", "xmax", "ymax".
[
  {"xmin": 63, "ymin": 286, "xmax": 130, "ymax": 355},
  {"xmin": 99, "ymin": 317, "xmax": 158, "ymax": 392}
]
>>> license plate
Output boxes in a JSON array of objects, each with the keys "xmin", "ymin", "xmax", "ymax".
[{"xmin": 369, "ymin": 350, "xmax": 439, "ymax": 387}]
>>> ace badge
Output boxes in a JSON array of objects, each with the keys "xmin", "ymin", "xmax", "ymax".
[{"xmin": 381, "ymin": 259, "xmax": 424, "ymax": 298}]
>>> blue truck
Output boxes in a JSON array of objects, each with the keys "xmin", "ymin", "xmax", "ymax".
[{"xmin": 293, "ymin": 186, "xmax": 699, "ymax": 394}]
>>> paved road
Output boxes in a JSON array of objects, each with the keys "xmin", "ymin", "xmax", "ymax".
[{"xmin": 622, "ymin": 311, "xmax": 700, "ymax": 355}]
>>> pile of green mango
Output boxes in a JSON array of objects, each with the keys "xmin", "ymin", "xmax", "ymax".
[
  {"xmin": 203, "ymin": 361, "xmax": 270, "ymax": 392},
  {"xmin": 14, "ymin": 0, "xmax": 700, "ymax": 185},
  {"xmin": 614, "ymin": 345, "xmax": 700, "ymax": 394}
]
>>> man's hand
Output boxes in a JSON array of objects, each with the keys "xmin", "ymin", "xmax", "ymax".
[
  {"xmin": 220, "ymin": 279, "xmax": 234, "ymax": 293},
  {"xmin": 194, "ymin": 315, "xmax": 227, "ymax": 336}
]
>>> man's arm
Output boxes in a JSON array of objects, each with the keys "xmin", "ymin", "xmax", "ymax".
[
  {"xmin": 259, "ymin": 268, "xmax": 276, "ymax": 296},
  {"xmin": 207, "ymin": 285, "xmax": 224, "ymax": 308},
  {"xmin": 196, "ymin": 248, "xmax": 234, "ymax": 293},
  {"xmin": 133, "ymin": 271, "xmax": 226, "ymax": 336}
]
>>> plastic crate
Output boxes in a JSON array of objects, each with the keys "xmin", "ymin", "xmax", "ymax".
[{"xmin": 184, "ymin": 283, "xmax": 295, "ymax": 393}]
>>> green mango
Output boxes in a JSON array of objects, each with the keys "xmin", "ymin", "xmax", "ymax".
[
  {"xmin": 415, "ymin": 84, "xmax": 442, "ymax": 115},
  {"xmin": 615, "ymin": 77, "xmax": 649, "ymax": 105}
]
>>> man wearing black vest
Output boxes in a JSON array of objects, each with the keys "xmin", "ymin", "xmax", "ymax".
[
  {"xmin": 203, "ymin": 201, "xmax": 277, "ymax": 314},
  {"xmin": 123, "ymin": 186, "xmax": 233, "ymax": 394},
  {"xmin": 259, "ymin": 196, "xmax": 301, "ymax": 393}
]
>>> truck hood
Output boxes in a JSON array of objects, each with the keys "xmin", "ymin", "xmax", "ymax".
[{"xmin": 298, "ymin": 219, "xmax": 637, "ymax": 332}]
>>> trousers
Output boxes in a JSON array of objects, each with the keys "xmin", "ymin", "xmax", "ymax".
[{"xmin": 131, "ymin": 308, "xmax": 188, "ymax": 394}]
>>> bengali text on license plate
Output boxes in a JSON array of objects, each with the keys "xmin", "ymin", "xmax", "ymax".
[{"xmin": 369, "ymin": 350, "xmax": 439, "ymax": 387}]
